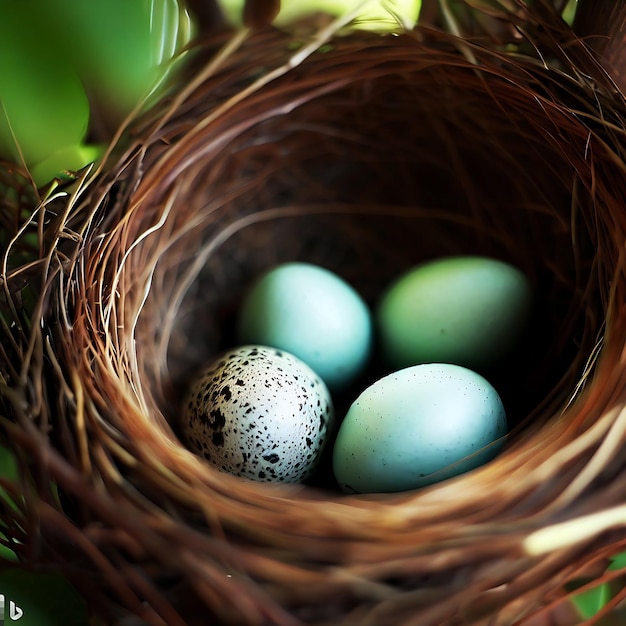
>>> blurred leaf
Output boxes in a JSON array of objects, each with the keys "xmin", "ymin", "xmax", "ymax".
[
  {"xmin": 571, "ymin": 582, "xmax": 612, "ymax": 620},
  {"xmin": 568, "ymin": 551, "xmax": 626, "ymax": 621},
  {"xmin": 561, "ymin": 0, "xmax": 577, "ymax": 24},
  {"xmin": 0, "ymin": 6, "xmax": 90, "ymax": 170},
  {"xmin": 29, "ymin": 144, "xmax": 104, "ymax": 186},
  {"xmin": 0, "ymin": 542, "xmax": 17, "ymax": 561},
  {"xmin": 0, "ymin": 524, "xmax": 18, "ymax": 562},
  {"xmin": 220, "ymin": 0, "xmax": 422, "ymax": 31},
  {"xmin": 47, "ymin": 0, "xmax": 194, "ymax": 121},
  {"xmin": 608, "ymin": 551, "xmax": 626, "ymax": 571},
  {"xmin": 0, "ymin": 444, "xmax": 18, "ymax": 508},
  {"xmin": 0, "ymin": 0, "xmax": 193, "ymax": 185},
  {"xmin": 0, "ymin": 445, "xmax": 17, "ymax": 481},
  {"xmin": 0, "ymin": 569, "xmax": 88, "ymax": 626}
]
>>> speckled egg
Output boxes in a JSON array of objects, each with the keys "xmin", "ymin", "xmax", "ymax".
[
  {"xmin": 237, "ymin": 262, "xmax": 373, "ymax": 391},
  {"xmin": 377, "ymin": 256, "xmax": 533, "ymax": 370},
  {"xmin": 332, "ymin": 363, "xmax": 508, "ymax": 493},
  {"xmin": 182, "ymin": 345, "xmax": 334, "ymax": 483}
]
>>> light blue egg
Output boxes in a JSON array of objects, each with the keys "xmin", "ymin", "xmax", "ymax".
[
  {"xmin": 377, "ymin": 256, "xmax": 533, "ymax": 371},
  {"xmin": 237, "ymin": 263, "xmax": 372, "ymax": 390},
  {"xmin": 332, "ymin": 363, "xmax": 507, "ymax": 493}
]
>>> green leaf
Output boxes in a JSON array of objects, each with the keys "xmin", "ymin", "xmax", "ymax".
[
  {"xmin": 0, "ymin": 444, "xmax": 18, "ymax": 507},
  {"xmin": 0, "ymin": 527, "xmax": 18, "ymax": 562},
  {"xmin": 0, "ymin": 0, "xmax": 193, "ymax": 185},
  {"xmin": 50, "ymin": 0, "xmax": 193, "ymax": 120},
  {"xmin": 568, "ymin": 551, "xmax": 626, "ymax": 622},
  {"xmin": 0, "ymin": 446, "xmax": 20, "ymax": 561},
  {"xmin": 571, "ymin": 582, "xmax": 613, "ymax": 621},
  {"xmin": 29, "ymin": 143, "xmax": 104, "ymax": 186},
  {"xmin": 562, "ymin": 0, "xmax": 577, "ymax": 26},
  {"xmin": 220, "ymin": 0, "xmax": 422, "ymax": 32},
  {"xmin": 0, "ymin": 569, "xmax": 88, "ymax": 626},
  {"xmin": 0, "ymin": 7, "xmax": 90, "ymax": 172},
  {"xmin": 0, "ymin": 445, "xmax": 17, "ymax": 481},
  {"xmin": 608, "ymin": 551, "xmax": 626, "ymax": 571},
  {"xmin": 0, "ymin": 541, "xmax": 17, "ymax": 562}
]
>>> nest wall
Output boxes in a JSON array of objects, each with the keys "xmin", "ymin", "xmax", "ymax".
[{"xmin": 2, "ymin": 19, "xmax": 626, "ymax": 626}]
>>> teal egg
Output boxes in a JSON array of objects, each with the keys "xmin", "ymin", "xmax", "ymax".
[
  {"xmin": 332, "ymin": 363, "xmax": 508, "ymax": 493},
  {"xmin": 237, "ymin": 263, "xmax": 372, "ymax": 390},
  {"xmin": 377, "ymin": 256, "xmax": 532, "ymax": 370}
]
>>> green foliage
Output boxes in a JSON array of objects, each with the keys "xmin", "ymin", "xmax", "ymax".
[
  {"xmin": 0, "ymin": 444, "xmax": 18, "ymax": 509},
  {"xmin": 0, "ymin": 539, "xmax": 17, "ymax": 562},
  {"xmin": 0, "ymin": 445, "xmax": 20, "ymax": 561},
  {"xmin": 572, "ymin": 580, "xmax": 613, "ymax": 620},
  {"xmin": 570, "ymin": 552, "xmax": 626, "ymax": 620},
  {"xmin": 220, "ymin": 0, "xmax": 422, "ymax": 31},
  {"xmin": 0, "ymin": 0, "xmax": 193, "ymax": 186},
  {"xmin": 0, "ymin": 569, "xmax": 89, "ymax": 626},
  {"xmin": 562, "ymin": 0, "xmax": 578, "ymax": 25},
  {"xmin": 0, "ymin": 446, "xmax": 85, "ymax": 619}
]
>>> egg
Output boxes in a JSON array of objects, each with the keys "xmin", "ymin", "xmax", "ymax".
[
  {"xmin": 237, "ymin": 262, "xmax": 373, "ymax": 391},
  {"xmin": 182, "ymin": 345, "xmax": 334, "ymax": 483},
  {"xmin": 377, "ymin": 256, "xmax": 532, "ymax": 370},
  {"xmin": 332, "ymin": 363, "xmax": 507, "ymax": 493}
]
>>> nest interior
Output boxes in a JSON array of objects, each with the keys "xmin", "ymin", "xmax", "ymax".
[{"xmin": 3, "ymin": 19, "xmax": 626, "ymax": 626}]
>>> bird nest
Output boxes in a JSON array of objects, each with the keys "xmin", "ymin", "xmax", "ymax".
[{"xmin": 2, "ymin": 9, "xmax": 626, "ymax": 626}]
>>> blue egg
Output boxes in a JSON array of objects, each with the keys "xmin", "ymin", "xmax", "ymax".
[
  {"xmin": 237, "ymin": 263, "xmax": 373, "ymax": 391},
  {"xmin": 332, "ymin": 363, "xmax": 508, "ymax": 493}
]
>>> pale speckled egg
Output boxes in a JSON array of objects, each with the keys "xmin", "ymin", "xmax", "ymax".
[
  {"xmin": 237, "ymin": 262, "xmax": 373, "ymax": 391},
  {"xmin": 377, "ymin": 256, "xmax": 533, "ymax": 370},
  {"xmin": 182, "ymin": 345, "xmax": 334, "ymax": 483},
  {"xmin": 332, "ymin": 363, "xmax": 507, "ymax": 493}
]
